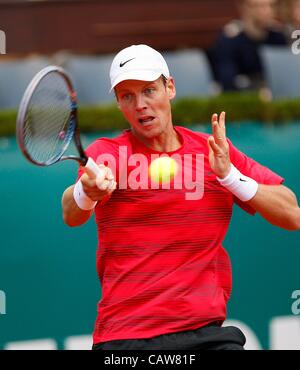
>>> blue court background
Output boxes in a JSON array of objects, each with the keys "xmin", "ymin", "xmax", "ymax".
[{"xmin": 0, "ymin": 122, "xmax": 299, "ymax": 349}]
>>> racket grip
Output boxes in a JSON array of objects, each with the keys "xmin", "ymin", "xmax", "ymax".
[{"xmin": 83, "ymin": 157, "xmax": 101, "ymax": 179}]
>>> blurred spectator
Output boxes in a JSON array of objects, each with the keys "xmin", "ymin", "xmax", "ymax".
[
  {"xmin": 279, "ymin": 0, "xmax": 300, "ymax": 41},
  {"xmin": 210, "ymin": 0, "xmax": 287, "ymax": 91}
]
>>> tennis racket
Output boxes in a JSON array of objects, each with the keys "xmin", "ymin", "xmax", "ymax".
[{"xmin": 16, "ymin": 65, "xmax": 101, "ymax": 180}]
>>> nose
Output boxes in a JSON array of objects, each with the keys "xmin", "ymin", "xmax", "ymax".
[{"xmin": 135, "ymin": 93, "xmax": 147, "ymax": 112}]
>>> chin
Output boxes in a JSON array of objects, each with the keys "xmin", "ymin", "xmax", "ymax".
[{"xmin": 143, "ymin": 127, "xmax": 163, "ymax": 138}]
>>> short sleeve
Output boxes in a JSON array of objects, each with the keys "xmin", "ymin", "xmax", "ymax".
[{"xmin": 228, "ymin": 139, "xmax": 285, "ymax": 215}]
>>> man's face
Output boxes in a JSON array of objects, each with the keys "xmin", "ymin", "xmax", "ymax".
[
  {"xmin": 243, "ymin": 0, "xmax": 277, "ymax": 27},
  {"xmin": 115, "ymin": 77, "xmax": 176, "ymax": 141}
]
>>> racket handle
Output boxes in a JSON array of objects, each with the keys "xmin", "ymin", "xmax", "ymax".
[{"xmin": 83, "ymin": 157, "xmax": 101, "ymax": 179}]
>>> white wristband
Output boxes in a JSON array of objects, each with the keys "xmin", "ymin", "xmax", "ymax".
[
  {"xmin": 217, "ymin": 164, "xmax": 259, "ymax": 202},
  {"xmin": 73, "ymin": 180, "xmax": 97, "ymax": 210}
]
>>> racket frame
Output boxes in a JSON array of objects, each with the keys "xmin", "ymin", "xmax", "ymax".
[{"xmin": 16, "ymin": 65, "xmax": 88, "ymax": 167}]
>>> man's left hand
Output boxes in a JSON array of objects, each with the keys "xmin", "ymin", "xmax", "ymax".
[{"xmin": 207, "ymin": 112, "xmax": 231, "ymax": 179}]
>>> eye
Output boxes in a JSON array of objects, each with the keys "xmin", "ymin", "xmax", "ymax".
[
  {"xmin": 121, "ymin": 93, "xmax": 133, "ymax": 101},
  {"xmin": 144, "ymin": 87, "xmax": 155, "ymax": 95}
]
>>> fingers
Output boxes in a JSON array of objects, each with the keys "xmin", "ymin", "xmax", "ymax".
[
  {"xmin": 219, "ymin": 111, "xmax": 226, "ymax": 129},
  {"xmin": 96, "ymin": 179, "xmax": 117, "ymax": 192},
  {"xmin": 95, "ymin": 165, "xmax": 106, "ymax": 184},
  {"xmin": 211, "ymin": 112, "xmax": 226, "ymax": 145},
  {"xmin": 95, "ymin": 165, "xmax": 116, "ymax": 191},
  {"xmin": 96, "ymin": 178, "xmax": 110, "ymax": 191},
  {"xmin": 82, "ymin": 165, "xmax": 97, "ymax": 179},
  {"xmin": 208, "ymin": 114, "xmax": 231, "ymax": 179},
  {"xmin": 208, "ymin": 136, "xmax": 221, "ymax": 155},
  {"xmin": 80, "ymin": 172, "xmax": 97, "ymax": 188},
  {"xmin": 80, "ymin": 164, "xmax": 117, "ymax": 200},
  {"xmin": 105, "ymin": 166, "xmax": 115, "ymax": 181}
]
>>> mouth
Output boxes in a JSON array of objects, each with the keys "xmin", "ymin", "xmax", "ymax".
[{"xmin": 138, "ymin": 116, "xmax": 155, "ymax": 126}]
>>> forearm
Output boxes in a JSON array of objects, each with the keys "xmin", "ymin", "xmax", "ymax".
[
  {"xmin": 62, "ymin": 185, "xmax": 93, "ymax": 227},
  {"xmin": 247, "ymin": 185, "xmax": 300, "ymax": 231},
  {"xmin": 207, "ymin": 112, "xmax": 300, "ymax": 231}
]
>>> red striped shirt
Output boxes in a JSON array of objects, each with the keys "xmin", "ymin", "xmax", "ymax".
[{"xmin": 77, "ymin": 126, "xmax": 284, "ymax": 344}]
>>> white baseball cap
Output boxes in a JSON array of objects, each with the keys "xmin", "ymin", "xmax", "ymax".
[{"xmin": 110, "ymin": 44, "xmax": 170, "ymax": 91}]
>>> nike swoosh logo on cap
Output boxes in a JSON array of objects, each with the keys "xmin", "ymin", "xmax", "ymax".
[
  {"xmin": 239, "ymin": 178, "xmax": 247, "ymax": 182},
  {"xmin": 120, "ymin": 58, "xmax": 136, "ymax": 67}
]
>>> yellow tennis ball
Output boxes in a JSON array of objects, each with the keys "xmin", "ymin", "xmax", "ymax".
[{"xmin": 149, "ymin": 157, "xmax": 178, "ymax": 184}]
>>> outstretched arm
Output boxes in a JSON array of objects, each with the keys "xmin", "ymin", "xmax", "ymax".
[
  {"xmin": 207, "ymin": 112, "xmax": 300, "ymax": 231},
  {"xmin": 246, "ymin": 184, "xmax": 300, "ymax": 231}
]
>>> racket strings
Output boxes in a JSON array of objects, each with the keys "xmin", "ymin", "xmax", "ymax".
[{"xmin": 23, "ymin": 72, "xmax": 72, "ymax": 164}]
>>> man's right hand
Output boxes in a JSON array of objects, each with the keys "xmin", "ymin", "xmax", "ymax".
[{"xmin": 81, "ymin": 164, "xmax": 117, "ymax": 202}]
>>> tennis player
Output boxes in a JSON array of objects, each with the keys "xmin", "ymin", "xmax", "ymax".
[{"xmin": 62, "ymin": 44, "xmax": 300, "ymax": 350}]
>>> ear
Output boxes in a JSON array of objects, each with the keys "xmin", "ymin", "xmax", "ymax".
[{"xmin": 166, "ymin": 77, "xmax": 176, "ymax": 101}]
